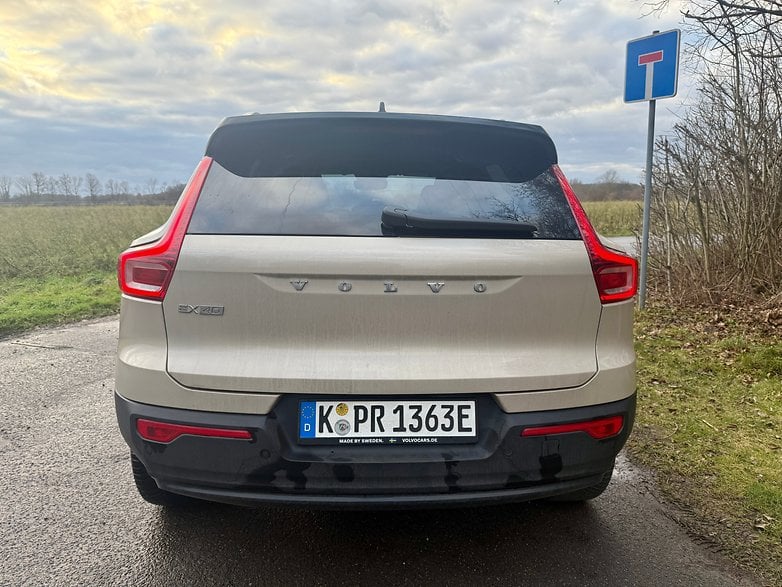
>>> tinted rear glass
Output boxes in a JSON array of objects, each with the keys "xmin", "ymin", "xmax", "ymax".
[{"xmin": 190, "ymin": 116, "xmax": 580, "ymax": 239}]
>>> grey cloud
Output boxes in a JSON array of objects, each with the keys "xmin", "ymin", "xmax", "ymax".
[
  {"xmin": 2, "ymin": 0, "xmax": 688, "ymax": 184},
  {"xmin": 0, "ymin": 113, "xmax": 204, "ymax": 185}
]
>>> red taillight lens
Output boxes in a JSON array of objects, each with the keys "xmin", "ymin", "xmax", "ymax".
[
  {"xmin": 553, "ymin": 165, "xmax": 638, "ymax": 304},
  {"xmin": 596, "ymin": 265, "xmax": 633, "ymax": 294},
  {"xmin": 118, "ymin": 156, "xmax": 213, "ymax": 300},
  {"xmin": 136, "ymin": 418, "xmax": 253, "ymax": 444},
  {"xmin": 124, "ymin": 258, "xmax": 173, "ymax": 295},
  {"xmin": 521, "ymin": 415, "xmax": 624, "ymax": 440}
]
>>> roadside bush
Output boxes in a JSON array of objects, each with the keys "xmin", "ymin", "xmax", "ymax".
[{"xmin": 648, "ymin": 4, "xmax": 782, "ymax": 305}]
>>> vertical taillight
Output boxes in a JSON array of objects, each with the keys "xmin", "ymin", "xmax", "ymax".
[
  {"xmin": 118, "ymin": 157, "xmax": 213, "ymax": 300},
  {"xmin": 553, "ymin": 165, "xmax": 638, "ymax": 304}
]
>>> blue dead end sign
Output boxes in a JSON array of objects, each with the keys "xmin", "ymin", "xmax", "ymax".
[
  {"xmin": 625, "ymin": 29, "xmax": 681, "ymax": 309},
  {"xmin": 624, "ymin": 29, "xmax": 680, "ymax": 103}
]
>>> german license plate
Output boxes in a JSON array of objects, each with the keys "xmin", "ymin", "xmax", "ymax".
[{"xmin": 298, "ymin": 400, "xmax": 477, "ymax": 445}]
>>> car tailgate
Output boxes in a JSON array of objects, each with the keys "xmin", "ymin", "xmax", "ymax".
[{"xmin": 162, "ymin": 235, "xmax": 601, "ymax": 394}]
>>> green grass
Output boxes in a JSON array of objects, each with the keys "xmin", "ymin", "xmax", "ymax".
[
  {"xmin": 0, "ymin": 205, "xmax": 171, "ymax": 337},
  {"xmin": 583, "ymin": 200, "xmax": 641, "ymax": 236},
  {"xmin": 0, "ymin": 274, "xmax": 119, "ymax": 334},
  {"xmin": 0, "ymin": 205, "xmax": 172, "ymax": 280},
  {"xmin": 630, "ymin": 305, "xmax": 782, "ymax": 584}
]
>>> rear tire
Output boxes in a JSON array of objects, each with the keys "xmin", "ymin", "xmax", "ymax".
[
  {"xmin": 548, "ymin": 467, "xmax": 613, "ymax": 503},
  {"xmin": 130, "ymin": 453, "xmax": 196, "ymax": 507}
]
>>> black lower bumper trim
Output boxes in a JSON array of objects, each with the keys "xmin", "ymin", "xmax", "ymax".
[
  {"xmin": 116, "ymin": 392, "xmax": 636, "ymax": 507},
  {"xmin": 161, "ymin": 473, "xmax": 607, "ymax": 510}
]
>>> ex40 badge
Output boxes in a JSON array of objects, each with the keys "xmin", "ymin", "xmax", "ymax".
[{"xmin": 177, "ymin": 304, "xmax": 224, "ymax": 316}]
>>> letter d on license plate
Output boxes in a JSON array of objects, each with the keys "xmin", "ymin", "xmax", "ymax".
[{"xmin": 298, "ymin": 400, "xmax": 478, "ymax": 445}]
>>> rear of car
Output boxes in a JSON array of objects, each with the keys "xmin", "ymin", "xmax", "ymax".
[{"xmin": 115, "ymin": 112, "xmax": 637, "ymax": 508}]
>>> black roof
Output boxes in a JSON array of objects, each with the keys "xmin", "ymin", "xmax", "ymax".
[
  {"xmin": 205, "ymin": 111, "xmax": 558, "ymax": 182},
  {"xmin": 215, "ymin": 111, "xmax": 550, "ymax": 135}
]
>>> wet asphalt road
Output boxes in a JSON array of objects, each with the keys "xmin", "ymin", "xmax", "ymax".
[{"xmin": 0, "ymin": 318, "xmax": 756, "ymax": 586}]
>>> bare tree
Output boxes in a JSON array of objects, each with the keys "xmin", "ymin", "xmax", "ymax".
[
  {"xmin": 597, "ymin": 169, "xmax": 621, "ymax": 184},
  {"xmin": 58, "ymin": 174, "xmax": 75, "ymax": 197},
  {"xmin": 15, "ymin": 176, "xmax": 34, "ymax": 198},
  {"xmin": 648, "ymin": 1, "xmax": 782, "ymax": 302},
  {"xmin": 72, "ymin": 175, "xmax": 83, "ymax": 197},
  {"xmin": 86, "ymin": 173, "xmax": 101, "ymax": 201},
  {"xmin": 32, "ymin": 172, "xmax": 47, "ymax": 199},
  {"xmin": 104, "ymin": 179, "xmax": 118, "ymax": 197},
  {"xmin": 145, "ymin": 178, "xmax": 158, "ymax": 195},
  {"xmin": 646, "ymin": 1, "xmax": 782, "ymax": 55},
  {"xmin": 648, "ymin": 1, "xmax": 782, "ymax": 20},
  {"xmin": 54, "ymin": 173, "xmax": 83, "ymax": 197},
  {"xmin": 0, "ymin": 176, "xmax": 12, "ymax": 200},
  {"xmin": 44, "ymin": 175, "xmax": 57, "ymax": 197}
]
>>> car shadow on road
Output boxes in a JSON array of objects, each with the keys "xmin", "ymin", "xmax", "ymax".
[{"xmin": 150, "ymin": 499, "xmax": 609, "ymax": 585}]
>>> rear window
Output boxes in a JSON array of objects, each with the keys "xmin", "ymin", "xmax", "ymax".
[{"xmin": 189, "ymin": 116, "xmax": 581, "ymax": 239}]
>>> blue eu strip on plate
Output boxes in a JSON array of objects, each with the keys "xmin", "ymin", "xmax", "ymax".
[{"xmin": 299, "ymin": 401, "xmax": 316, "ymax": 438}]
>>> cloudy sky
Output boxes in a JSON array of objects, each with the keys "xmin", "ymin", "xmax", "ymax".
[{"xmin": 1, "ymin": 0, "xmax": 690, "ymax": 190}]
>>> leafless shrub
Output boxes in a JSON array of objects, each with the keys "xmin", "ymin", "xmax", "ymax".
[{"xmin": 649, "ymin": 1, "xmax": 782, "ymax": 303}]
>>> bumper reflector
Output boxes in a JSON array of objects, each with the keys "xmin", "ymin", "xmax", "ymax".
[
  {"xmin": 521, "ymin": 415, "xmax": 624, "ymax": 440},
  {"xmin": 136, "ymin": 418, "xmax": 253, "ymax": 444}
]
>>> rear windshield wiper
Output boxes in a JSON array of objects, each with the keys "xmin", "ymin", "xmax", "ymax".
[{"xmin": 381, "ymin": 207, "xmax": 537, "ymax": 238}]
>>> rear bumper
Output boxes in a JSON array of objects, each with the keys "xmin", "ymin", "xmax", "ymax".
[{"xmin": 116, "ymin": 392, "xmax": 635, "ymax": 508}]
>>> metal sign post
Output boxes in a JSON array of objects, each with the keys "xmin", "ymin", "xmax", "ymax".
[
  {"xmin": 624, "ymin": 29, "xmax": 681, "ymax": 309},
  {"xmin": 640, "ymin": 99, "xmax": 656, "ymax": 310}
]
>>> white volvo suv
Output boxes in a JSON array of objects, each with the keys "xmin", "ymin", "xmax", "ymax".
[{"xmin": 115, "ymin": 111, "xmax": 637, "ymax": 508}]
